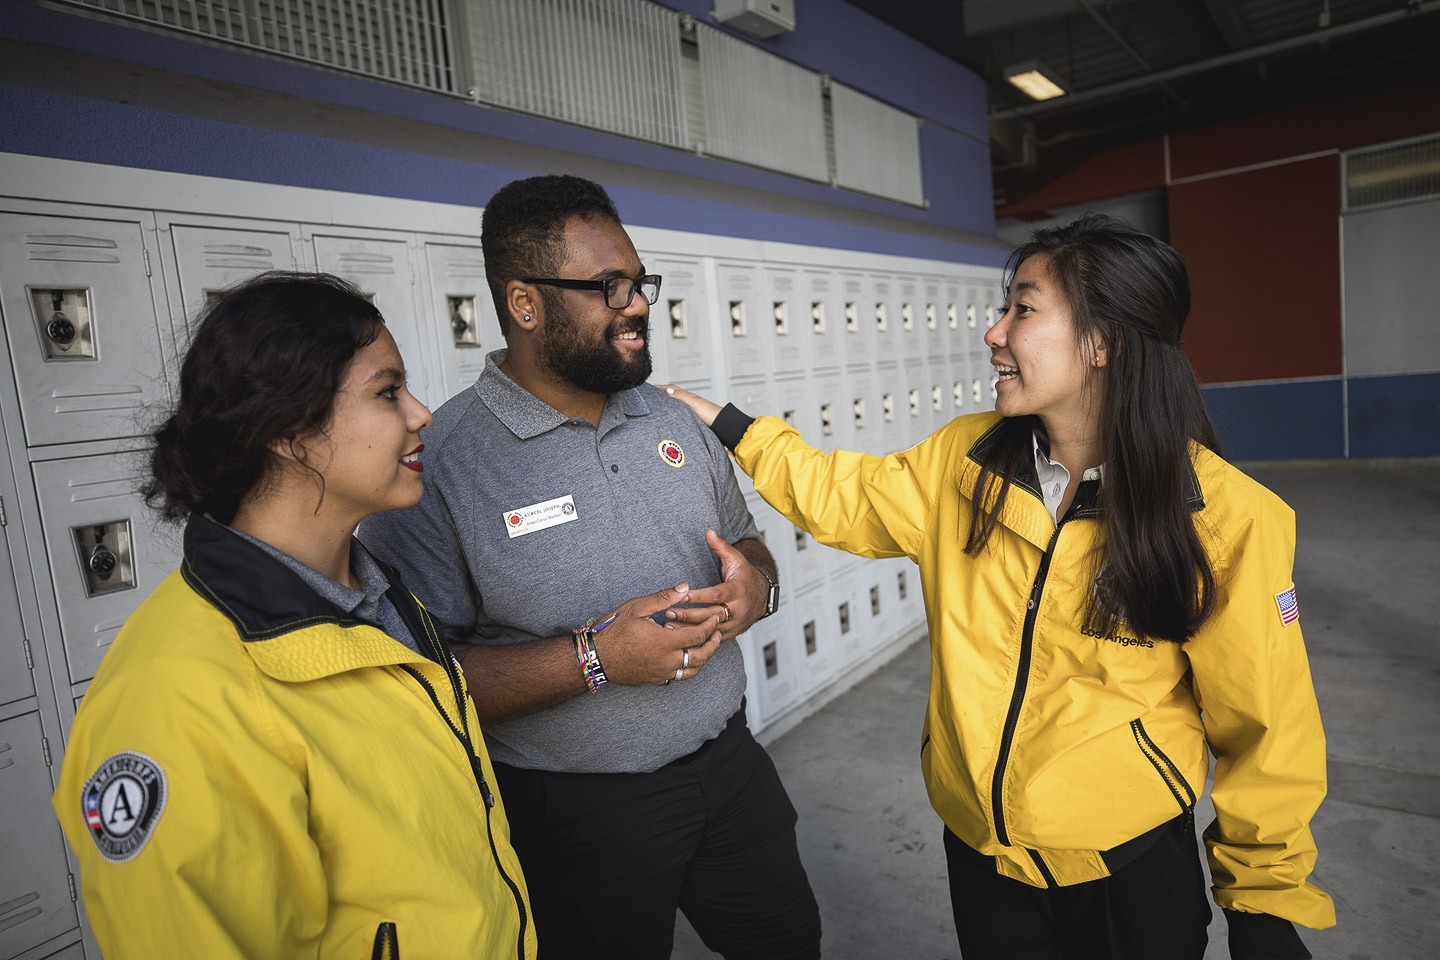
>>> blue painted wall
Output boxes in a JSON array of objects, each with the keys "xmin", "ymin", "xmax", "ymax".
[
  {"xmin": 1348, "ymin": 373, "xmax": 1440, "ymax": 459},
  {"xmin": 0, "ymin": 0, "xmax": 1002, "ymax": 264},
  {"xmin": 1204, "ymin": 380, "xmax": 1346, "ymax": 461},
  {"xmin": 1202, "ymin": 374, "xmax": 1440, "ymax": 461}
]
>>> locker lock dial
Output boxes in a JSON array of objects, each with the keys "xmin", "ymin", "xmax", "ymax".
[
  {"xmin": 73, "ymin": 519, "xmax": 136, "ymax": 597},
  {"xmin": 47, "ymin": 291, "xmax": 77, "ymax": 345},
  {"xmin": 88, "ymin": 528, "xmax": 118, "ymax": 581}
]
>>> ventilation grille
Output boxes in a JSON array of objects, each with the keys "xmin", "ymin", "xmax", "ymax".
[
  {"xmin": 1345, "ymin": 135, "xmax": 1440, "ymax": 211},
  {"xmin": 831, "ymin": 82, "xmax": 924, "ymax": 206},
  {"xmin": 696, "ymin": 23, "xmax": 827, "ymax": 183},
  {"xmin": 467, "ymin": 0, "xmax": 686, "ymax": 148},
  {"xmin": 57, "ymin": 0, "xmax": 458, "ymax": 93}
]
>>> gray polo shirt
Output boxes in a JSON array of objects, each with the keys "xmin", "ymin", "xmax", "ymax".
[{"xmin": 359, "ymin": 350, "xmax": 759, "ymax": 773}]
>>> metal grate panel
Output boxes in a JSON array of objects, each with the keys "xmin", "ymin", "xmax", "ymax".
[
  {"xmin": 1346, "ymin": 135, "xmax": 1440, "ymax": 210},
  {"xmin": 466, "ymin": 0, "xmax": 686, "ymax": 148},
  {"xmin": 55, "ymin": 0, "xmax": 458, "ymax": 93},
  {"xmin": 696, "ymin": 23, "xmax": 827, "ymax": 183},
  {"xmin": 830, "ymin": 82, "xmax": 924, "ymax": 207}
]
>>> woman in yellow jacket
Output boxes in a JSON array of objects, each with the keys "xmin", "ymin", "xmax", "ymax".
[
  {"xmin": 53, "ymin": 272, "xmax": 535, "ymax": 958},
  {"xmin": 665, "ymin": 216, "xmax": 1334, "ymax": 959}
]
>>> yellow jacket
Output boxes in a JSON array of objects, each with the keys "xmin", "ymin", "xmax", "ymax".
[
  {"xmin": 734, "ymin": 411, "xmax": 1334, "ymax": 930},
  {"xmin": 53, "ymin": 516, "xmax": 536, "ymax": 958}
]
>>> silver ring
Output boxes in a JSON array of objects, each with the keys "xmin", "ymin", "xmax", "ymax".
[
  {"xmin": 682, "ymin": 650, "xmax": 691, "ymax": 669},
  {"xmin": 674, "ymin": 667, "xmax": 685, "ymax": 682}
]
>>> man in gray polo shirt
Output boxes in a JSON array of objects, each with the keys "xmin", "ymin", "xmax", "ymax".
[{"xmin": 360, "ymin": 175, "xmax": 821, "ymax": 959}]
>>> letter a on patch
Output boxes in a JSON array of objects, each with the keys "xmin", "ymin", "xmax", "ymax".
[
  {"xmin": 81, "ymin": 751, "xmax": 168, "ymax": 863},
  {"xmin": 1274, "ymin": 583, "xmax": 1300, "ymax": 626}
]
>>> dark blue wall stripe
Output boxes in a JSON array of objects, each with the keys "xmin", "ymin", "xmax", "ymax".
[
  {"xmin": 1203, "ymin": 380, "xmax": 1346, "ymax": 460},
  {"xmin": 1348, "ymin": 372, "xmax": 1440, "ymax": 458}
]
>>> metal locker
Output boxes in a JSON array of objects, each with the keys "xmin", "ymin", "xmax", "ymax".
[
  {"xmin": 950, "ymin": 352, "xmax": 974, "ymax": 418},
  {"xmin": 420, "ymin": 242, "xmax": 504, "ymax": 402},
  {"xmin": 811, "ymin": 369, "xmax": 849, "ymax": 453},
  {"xmin": 0, "ymin": 212, "xmax": 170, "ymax": 447},
  {"xmin": 926, "ymin": 357, "xmax": 950, "ymax": 436},
  {"xmin": 895, "ymin": 274, "xmax": 924, "ymax": 364},
  {"xmin": 792, "ymin": 580, "xmax": 839, "ymax": 696},
  {"xmin": 743, "ymin": 607, "xmax": 800, "ymax": 724},
  {"xmin": 744, "ymin": 494, "xmax": 792, "ymax": 604},
  {"xmin": 860, "ymin": 562, "xmax": 897, "ymax": 649},
  {"xmin": 32, "ymin": 453, "xmax": 181, "ymax": 685},
  {"xmin": 965, "ymin": 282, "xmax": 991, "ymax": 403},
  {"xmin": 870, "ymin": 274, "xmax": 900, "ymax": 365},
  {"xmin": 0, "ymin": 709, "xmax": 82, "ymax": 958},
  {"xmin": 902, "ymin": 362, "xmax": 934, "ymax": 450},
  {"xmin": 716, "ymin": 262, "xmax": 772, "ymax": 381},
  {"xmin": 721, "ymin": 381, "xmax": 775, "ymax": 499},
  {"xmin": 923, "ymin": 275, "xmax": 947, "ymax": 360},
  {"xmin": 163, "ymin": 220, "xmax": 302, "ymax": 338},
  {"xmin": 941, "ymin": 278, "xmax": 963, "ymax": 359},
  {"xmin": 891, "ymin": 557, "xmax": 926, "ymax": 635},
  {"xmin": 827, "ymin": 566, "xmax": 864, "ymax": 669},
  {"xmin": 0, "ymin": 517, "xmax": 37, "ymax": 708},
  {"xmin": 774, "ymin": 374, "xmax": 820, "ymax": 447},
  {"xmin": 837, "ymin": 272, "xmax": 874, "ymax": 371},
  {"xmin": 766, "ymin": 267, "xmax": 806, "ymax": 377},
  {"xmin": 801, "ymin": 270, "xmax": 842, "ymax": 370},
  {"xmin": 737, "ymin": 625, "xmax": 765, "ymax": 735},
  {"xmin": 642, "ymin": 254, "xmax": 713, "ymax": 386},
  {"xmin": 309, "ymin": 231, "xmax": 435, "ymax": 409},
  {"xmin": 849, "ymin": 366, "xmax": 882, "ymax": 455}
]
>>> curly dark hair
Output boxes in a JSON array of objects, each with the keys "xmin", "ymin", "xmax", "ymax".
[
  {"xmin": 480, "ymin": 174, "xmax": 622, "ymax": 336},
  {"xmin": 143, "ymin": 271, "xmax": 384, "ymax": 523}
]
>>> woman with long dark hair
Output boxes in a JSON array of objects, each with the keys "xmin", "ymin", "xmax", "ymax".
[
  {"xmin": 664, "ymin": 215, "xmax": 1334, "ymax": 958},
  {"xmin": 53, "ymin": 272, "xmax": 534, "ymax": 958}
]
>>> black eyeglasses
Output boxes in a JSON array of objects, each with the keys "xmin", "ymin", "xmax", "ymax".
[{"xmin": 524, "ymin": 275, "xmax": 662, "ymax": 310}]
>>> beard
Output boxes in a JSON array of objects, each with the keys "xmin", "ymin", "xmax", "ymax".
[{"xmin": 537, "ymin": 296, "xmax": 652, "ymax": 394}]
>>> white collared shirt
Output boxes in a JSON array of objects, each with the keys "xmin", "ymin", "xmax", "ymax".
[{"xmin": 1032, "ymin": 431, "xmax": 1104, "ymax": 524}]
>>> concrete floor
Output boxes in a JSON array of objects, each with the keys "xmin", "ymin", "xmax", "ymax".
[{"xmin": 674, "ymin": 458, "xmax": 1440, "ymax": 959}]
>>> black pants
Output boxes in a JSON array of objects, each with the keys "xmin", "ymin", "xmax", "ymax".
[
  {"xmin": 493, "ymin": 710, "xmax": 822, "ymax": 960},
  {"xmin": 944, "ymin": 813, "xmax": 1212, "ymax": 960}
]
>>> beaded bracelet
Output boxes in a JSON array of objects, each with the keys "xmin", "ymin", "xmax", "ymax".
[{"xmin": 572, "ymin": 608, "xmax": 619, "ymax": 693}]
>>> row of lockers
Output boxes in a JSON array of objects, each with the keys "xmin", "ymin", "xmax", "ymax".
[
  {"xmin": 718, "ymin": 357, "xmax": 998, "ymax": 461},
  {"xmin": 1, "ymin": 208, "xmax": 1002, "ymax": 452},
  {"xmin": 739, "ymin": 486, "xmax": 925, "ymax": 729}
]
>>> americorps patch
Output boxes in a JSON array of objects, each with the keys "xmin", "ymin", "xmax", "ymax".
[{"xmin": 81, "ymin": 751, "xmax": 168, "ymax": 863}]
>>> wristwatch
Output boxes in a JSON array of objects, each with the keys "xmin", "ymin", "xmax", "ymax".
[{"xmin": 758, "ymin": 567, "xmax": 780, "ymax": 619}]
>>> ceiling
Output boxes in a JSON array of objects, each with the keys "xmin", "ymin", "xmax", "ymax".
[{"xmin": 846, "ymin": 0, "xmax": 1440, "ymax": 208}]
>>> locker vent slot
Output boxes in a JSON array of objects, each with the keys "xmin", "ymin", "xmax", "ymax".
[
  {"xmin": 1345, "ymin": 134, "xmax": 1440, "ymax": 210},
  {"xmin": 468, "ymin": 0, "xmax": 686, "ymax": 148},
  {"xmin": 697, "ymin": 22, "xmax": 827, "ymax": 183},
  {"xmin": 56, "ymin": 0, "xmax": 458, "ymax": 93},
  {"xmin": 831, "ymin": 80, "xmax": 925, "ymax": 207}
]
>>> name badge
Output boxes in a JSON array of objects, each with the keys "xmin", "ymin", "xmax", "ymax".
[{"xmin": 503, "ymin": 495, "xmax": 579, "ymax": 539}]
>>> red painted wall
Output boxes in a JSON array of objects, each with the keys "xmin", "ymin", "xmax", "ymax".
[
  {"xmin": 1169, "ymin": 154, "xmax": 1342, "ymax": 384},
  {"xmin": 994, "ymin": 76, "xmax": 1440, "ymax": 386},
  {"xmin": 994, "ymin": 139, "xmax": 1166, "ymax": 220}
]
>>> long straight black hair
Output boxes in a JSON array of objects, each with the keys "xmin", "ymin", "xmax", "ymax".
[{"xmin": 965, "ymin": 214, "xmax": 1222, "ymax": 642}]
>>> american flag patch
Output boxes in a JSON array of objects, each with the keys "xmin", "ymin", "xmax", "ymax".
[
  {"xmin": 84, "ymin": 791, "xmax": 103, "ymax": 831},
  {"xmin": 1274, "ymin": 584, "xmax": 1299, "ymax": 626}
]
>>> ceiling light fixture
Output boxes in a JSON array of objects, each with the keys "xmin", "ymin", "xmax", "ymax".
[{"xmin": 1003, "ymin": 60, "xmax": 1068, "ymax": 101}]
